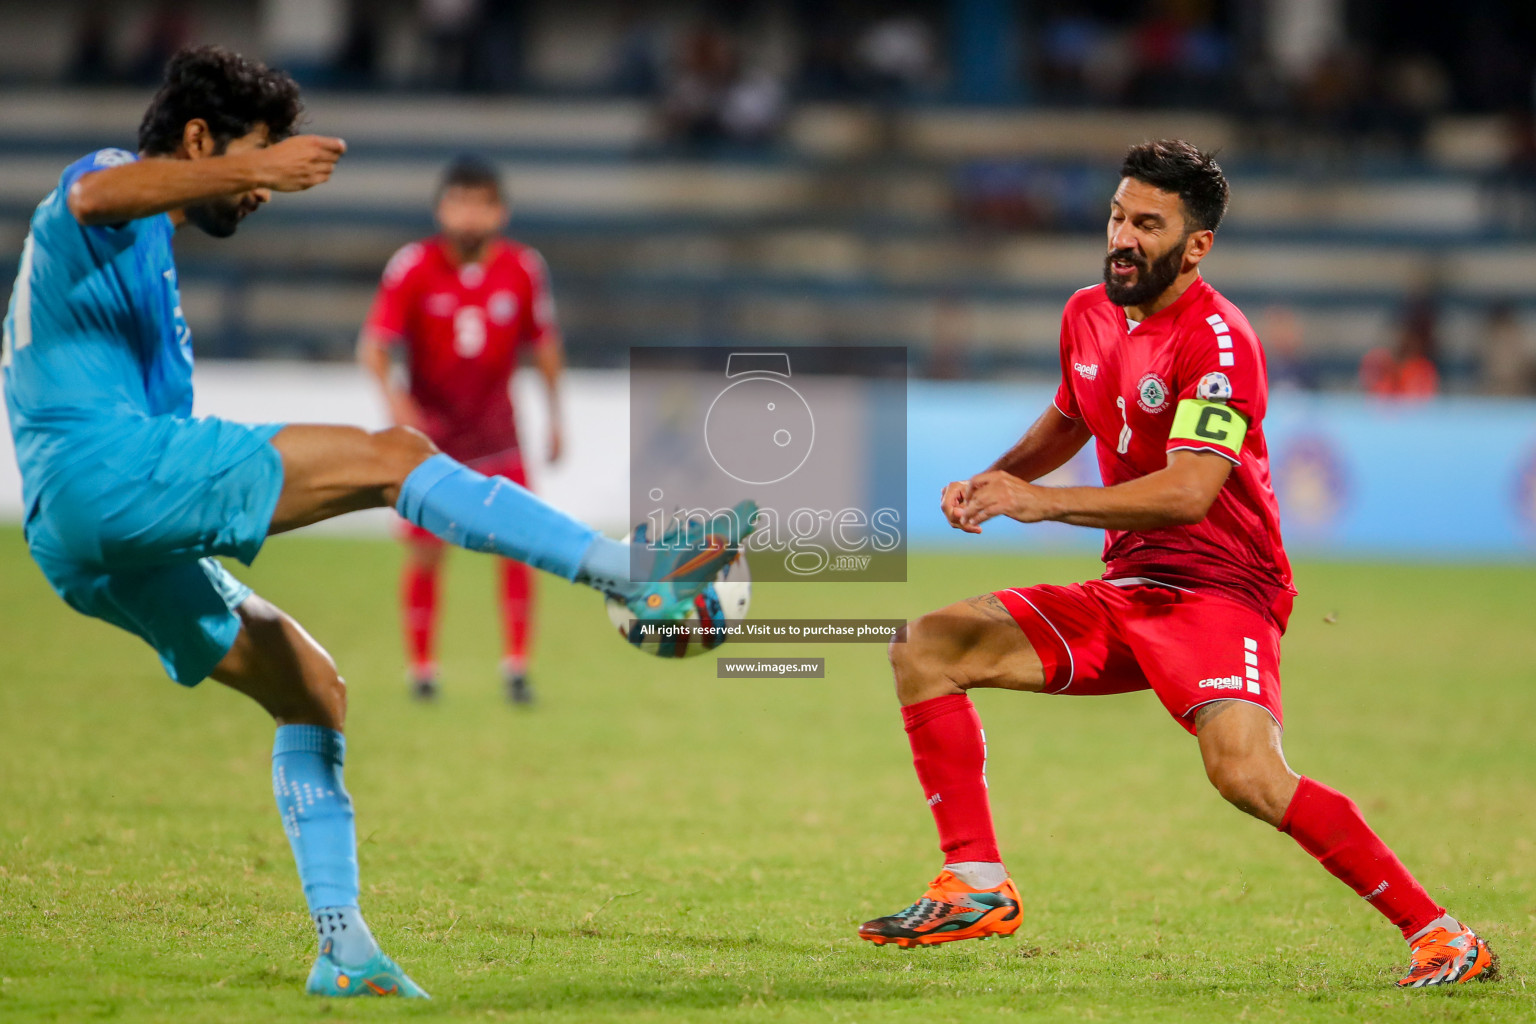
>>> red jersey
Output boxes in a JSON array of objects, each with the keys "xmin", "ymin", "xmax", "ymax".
[
  {"xmin": 365, "ymin": 237, "xmax": 556, "ymax": 463},
  {"xmin": 1052, "ymin": 277, "xmax": 1295, "ymax": 624}
]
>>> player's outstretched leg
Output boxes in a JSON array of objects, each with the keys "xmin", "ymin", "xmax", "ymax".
[
  {"xmin": 859, "ymin": 596, "xmax": 1041, "ymax": 947},
  {"xmin": 212, "ymin": 595, "xmax": 428, "ymax": 998},
  {"xmin": 1195, "ymin": 700, "xmax": 1497, "ymax": 988},
  {"xmin": 267, "ymin": 425, "xmax": 753, "ymax": 620}
]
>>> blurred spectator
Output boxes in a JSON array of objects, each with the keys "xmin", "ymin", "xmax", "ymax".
[
  {"xmin": 852, "ymin": 15, "xmax": 937, "ymax": 101},
  {"xmin": 1260, "ymin": 306, "xmax": 1318, "ymax": 392},
  {"xmin": 1036, "ymin": 3, "xmax": 1229, "ymax": 109},
  {"xmin": 952, "ymin": 161, "xmax": 1108, "ymax": 233},
  {"xmin": 1478, "ymin": 302, "xmax": 1534, "ymax": 396},
  {"xmin": 420, "ymin": 0, "xmax": 480, "ymax": 91},
  {"xmin": 659, "ymin": 21, "xmax": 783, "ymax": 150},
  {"xmin": 1360, "ymin": 297, "xmax": 1440, "ymax": 399},
  {"xmin": 1487, "ymin": 112, "xmax": 1536, "ymax": 236},
  {"xmin": 68, "ymin": 2, "xmax": 114, "ymax": 85},
  {"xmin": 128, "ymin": 2, "xmax": 193, "ymax": 85},
  {"xmin": 333, "ymin": 0, "xmax": 382, "ymax": 89},
  {"xmin": 1294, "ymin": 44, "xmax": 1371, "ymax": 141},
  {"xmin": 1375, "ymin": 52, "xmax": 1451, "ymax": 154},
  {"xmin": 1037, "ymin": 14, "xmax": 1097, "ymax": 95},
  {"xmin": 1126, "ymin": 1, "xmax": 1230, "ymax": 108},
  {"xmin": 609, "ymin": 2, "xmax": 665, "ymax": 97},
  {"xmin": 660, "ymin": 21, "xmax": 737, "ymax": 147},
  {"xmin": 798, "ymin": 21, "xmax": 857, "ymax": 99},
  {"xmin": 472, "ymin": 0, "xmax": 526, "ymax": 93},
  {"xmin": 720, "ymin": 68, "xmax": 786, "ymax": 146}
]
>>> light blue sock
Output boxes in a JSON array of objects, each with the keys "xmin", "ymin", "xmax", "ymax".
[
  {"xmin": 576, "ymin": 533, "xmax": 635, "ymax": 597},
  {"xmin": 396, "ymin": 454, "xmax": 603, "ymax": 582},
  {"xmin": 273, "ymin": 726, "xmax": 380, "ymax": 968},
  {"xmin": 312, "ymin": 906, "xmax": 378, "ymax": 968}
]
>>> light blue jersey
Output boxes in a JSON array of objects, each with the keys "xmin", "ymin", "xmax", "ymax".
[
  {"xmin": 2, "ymin": 148, "xmax": 285, "ymax": 685},
  {"xmin": 2, "ymin": 149, "xmax": 196, "ymax": 520}
]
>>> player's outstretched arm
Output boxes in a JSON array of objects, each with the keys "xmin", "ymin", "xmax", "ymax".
[
  {"xmin": 67, "ymin": 134, "xmax": 346, "ymax": 226},
  {"xmin": 941, "ymin": 405, "xmax": 1090, "ymax": 533},
  {"xmin": 960, "ymin": 449, "xmax": 1232, "ymax": 532}
]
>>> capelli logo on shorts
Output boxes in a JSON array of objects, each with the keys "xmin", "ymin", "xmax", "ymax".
[{"xmin": 1198, "ymin": 675, "xmax": 1245, "ymax": 690}]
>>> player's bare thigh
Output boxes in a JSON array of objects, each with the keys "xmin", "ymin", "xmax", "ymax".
[
  {"xmin": 267, "ymin": 423, "xmax": 439, "ymax": 533},
  {"xmin": 891, "ymin": 594, "xmax": 1047, "ymax": 706},
  {"xmin": 211, "ymin": 594, "xmax": 347, "ymax": 730}
]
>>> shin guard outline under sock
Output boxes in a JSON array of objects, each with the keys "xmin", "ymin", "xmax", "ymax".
[
  {"xmin": 902, "ymin": 694, "xmax": 1001, "ymax": 865},
  {"xmin": 1279, "ymin": 776, "xmax": 1444, "ymax": 938},
  {"xmin": 396, "ymin": 454, "xmax": 596, "ymax": 580}
]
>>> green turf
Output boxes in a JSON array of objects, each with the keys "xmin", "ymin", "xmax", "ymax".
[{"xmin": 1, "ymin": 527, "xmax": 1532, "ymax": 1022}]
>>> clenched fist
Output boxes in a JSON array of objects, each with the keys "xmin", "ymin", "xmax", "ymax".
[
  {"xmin": 940, "ymin": 480, "xmax": 982, "ymax": 534},
  {"xmin": 250, "ymin": 134, "xmax": 346, "ymax": 192}
]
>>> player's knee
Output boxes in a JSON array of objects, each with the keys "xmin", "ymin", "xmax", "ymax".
[
  {"xmin": 890, "ymin": 616, "xmax": 963, "ymax": 704},
  {"xmin": 1205, "ymin": 756, "xmax": 1259, "ymax": 808},
  {"xmin": 373, "ymin": 425, "xmax": 439, "ymax": 478},
  {"xmin": 1204, "ymin": 752, "xmax": 1287, "ymax": 820}
]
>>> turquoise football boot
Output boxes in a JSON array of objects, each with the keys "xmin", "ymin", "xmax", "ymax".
[
  {"xmin": 622, "ymin": 499, "xmax": 758, "ymax": 621},
  {"xmin": 305, "ymin": 943, "xmax": 430, "ymax": 998}
]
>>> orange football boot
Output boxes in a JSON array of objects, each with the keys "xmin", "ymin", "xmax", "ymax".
[
  {"xmin": 1397, "ymin": 921, "xmax": 1498, "ymax": 988},
  {"xmin": 859, "ymin": 870, "xmax": 1022, "ymax": 947}
]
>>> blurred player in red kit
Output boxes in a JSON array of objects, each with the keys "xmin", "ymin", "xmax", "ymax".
[
  {"xmin": 359, "ymin": 157, "xmax": 564, "ymax": 705},
  {"xmin": 857, "ymin": 141, "xmax": 1497, "ymax": 989}
]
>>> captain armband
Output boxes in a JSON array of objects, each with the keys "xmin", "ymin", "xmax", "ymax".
[{"xmin": 1168, "ymin": 399, "xmax": 1248, "ymax": 461}]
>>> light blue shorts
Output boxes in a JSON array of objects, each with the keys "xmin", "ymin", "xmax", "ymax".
[{"xmin": 24, "ymin": 415, "xmax": 286, "ymax": 685}]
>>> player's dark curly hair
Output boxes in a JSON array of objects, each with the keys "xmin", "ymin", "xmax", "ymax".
[
  {"xmin": 137, "ymin": 46, "xmax": 302, "ymax": 156},
  {"xmin": 1120, "ymin": 139, "xmax": 1229, "ymax": 233}
]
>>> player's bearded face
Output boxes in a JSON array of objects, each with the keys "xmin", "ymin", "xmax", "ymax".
[
  {"xmin": 1102, "ymin": 234, "xmax": 1187, "ymax": 307},
  {"xmin": 184, "ymin": 194, "xmax": 247, "ymax": 238},
  {"xmin": 184, "ymin": 129, "xmax": 270, "ymax": 239}
]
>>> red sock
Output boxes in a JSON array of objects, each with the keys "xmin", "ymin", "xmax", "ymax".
[
  {"xmin": 902, "ymin": 694, "xmax": 1000, "ymax": 865},
  {"xmin": 499, "ymin": 558, "xmax": 532, "ymax": 674},
  {"xmin": 1280, "ymin": 776, "xmax": 1443, "ymax": 938},
  {"xmin": 402, "ymin": 559, "xmax": 439, "ymax": 675}
]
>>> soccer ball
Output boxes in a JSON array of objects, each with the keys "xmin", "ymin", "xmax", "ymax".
[{"xmin": 604, "ymin": 536, "xmax": 751, "ymax": 658}]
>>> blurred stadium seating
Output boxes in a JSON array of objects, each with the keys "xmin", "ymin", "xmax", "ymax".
[{"xmin": 0, "ymin": 1, "xmax": 1534, "ymax": 388}]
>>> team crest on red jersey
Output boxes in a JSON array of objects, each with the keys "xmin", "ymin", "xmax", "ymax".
[{"xmin": 1135, "ymin": 372, "xmax": 1170, "ymax": 413}]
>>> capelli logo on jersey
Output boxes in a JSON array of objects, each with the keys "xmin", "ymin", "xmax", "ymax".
[
  {"xmin": 1074, "ymin": 362, "xmax": 1099, "ymax": 380},
  {"xmin": 1197, "ymin": 675, "xmax": 1246, "ymax": 690}
]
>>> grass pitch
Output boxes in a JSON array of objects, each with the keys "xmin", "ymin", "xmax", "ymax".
[{"xmin": 1, "ymin": 527, "xmax": 1533, "ymax": 1023}]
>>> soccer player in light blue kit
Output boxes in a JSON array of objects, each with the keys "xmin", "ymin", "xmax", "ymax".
[{"xmin": 2, "ymin": 46, "xmax": 749, "ymax": 998}]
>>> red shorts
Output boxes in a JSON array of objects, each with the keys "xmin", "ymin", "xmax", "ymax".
[
  {"xmin": 993, "ymin": 579, "xmax": 1287, "ymax": 735},
  {"xmin": 398, "ymin": 448, "xmax": 528, "ymax": 545}
]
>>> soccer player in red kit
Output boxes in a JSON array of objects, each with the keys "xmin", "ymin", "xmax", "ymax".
[
  {"xmin": 359, "ymin": 157, "xmax": 564, "ymax": 704},
  {"xmin": 858, "ymin": 141, "xmax": 1497, "ymax": 988}
]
